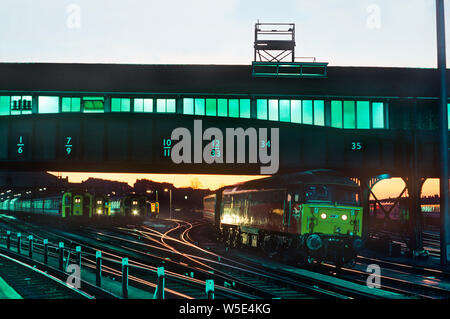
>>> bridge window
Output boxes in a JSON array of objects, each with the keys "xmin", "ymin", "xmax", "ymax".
[
  {"xmin": 229, "ymin": 99, "xmax": 239, "ymax": 118},
  {"xmin": 62, "ymin": 97, "xmax": 81, "ymax": 112},
  {"xmin": 156, "ymin": 99, "xmax": 176, "ymax": 113},
  {"xmin": 240, "ymin": 99, "xmax": 251, "ymax": 118},
  {"xmin": 333, "ymin": 100, "xmax": 385, "ymax": 129},
  {"xmin": 206, "ymin": 99, "xmax": 217, "ymax": 116},
  {"xmin": 372, "ymin": 102, "xmax": 384, "ymax": 129},
  {"xmin": 302, "ymin": 100, "xmax": 313, "ymax": 124},
  {"xmin": 343, "ymin": 101, "xmax": 356, "ymax": 129},
  {"xmin": 134, "ymin": 98, "xmax": 153, "ymax": 112},
  {"xmin": 257, "ymin": 99, "xmax": 268, "ymax": 120},
  {"xmin": 11, "ymin": 96, "xmax": 32, "ymax": 115},
  {"xmin": 38, "ymin": 96, "xmax": 59, "ymax": 114},
  {"xmin": 111, "ymin": 98, "xmax": 131, "ymax": 112},
  {"xmin": 83, "ymin": 97, "xmax": 104, "ymax": 113},
  {"xmin": 183, "ymin": 98, "xmax": 250, "ymax": 118},
  {"xmin": 0, "ymin": 96, "xmax": 11, "ymax": 115},
  {"xmin": 183, "ymin": 98, "xmax": 194, "ymax": 115},
  {"xmin": 356, "ymin": 101, "xmax": 370, "ymax": 129},
  {"xmin": 331, "ymin": 100, "xmax": 343, "ymax": 128},
  {"xmin": 218, "ymin": 99, "xmax": 227, "ymax": 116},
  {"xmin": 268, "ymin": 99, "xmax": 278, "ymax": 121},
  {"xmin": 195, "ymin": 98, "xmax": 205, "ymax": 115},
  {"xmin": 279, "ymin": 100, "xmax": 290, "ymax": 122},
  {"xmin": 314, "ymin": 100, "xmax": 325, "ymax": 126},
  {"xmin": 291, "ymin": 100, "xmax": 301, "ymax": 123}
]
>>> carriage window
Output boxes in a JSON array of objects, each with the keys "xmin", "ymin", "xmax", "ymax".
[{"xmin": 304, "ymin": 185, "xmax": 330, "ymax": 202}]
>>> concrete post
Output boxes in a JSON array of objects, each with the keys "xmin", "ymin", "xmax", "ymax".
[
  {"xmin": 153, "ymin": 267, "xmax": 165, "ymax": 299},
  {"xmin": 96, "ymin": 251, "xmax": 102, "ymax": 287},
  {"xmin": 58, "ymin": 242, "xmax": 64, "ymax": 271},
  {"xmin": 28, "ymin": 235, "xmax": 33, "ymax": 259},
  {"xmin": 17, "ymin": 233, "xmax": 21, "ymax": 254},
  {"xmin": 205, "ymin": 280, "xmax": 214, "ymax": 299},
  {"xmin": 43, "ymin": 239, "xmax": 48, "ymax": 264},
  {"xmin": 122, "ymin": 258, "xmax": 129, "ymax": 299}
]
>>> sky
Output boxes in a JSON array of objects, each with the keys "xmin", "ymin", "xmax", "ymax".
[
  {"xmin": 2, "ymin": 0, "xmax": 446, "ymax": 197},
  {"xmin": 0, "ymin": 0, "xmax": 448, "ymax": 67}
]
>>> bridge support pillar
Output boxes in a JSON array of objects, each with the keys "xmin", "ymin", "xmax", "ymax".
[
  {"xmin": 359, "ymin": 177, "xmax": 371, "ymax": 239},
  {"xmin": 405, "ymin": 176, "xmax": 426, "ymax": 258}
]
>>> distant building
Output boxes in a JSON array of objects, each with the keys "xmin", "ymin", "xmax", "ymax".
[
  {"xmin": 0, "ymin": 171, "xmax": 69, "ymax": 189},
  {"xmin": 81, "ymin": 178, "xmax": 133, "ymax": 195}
]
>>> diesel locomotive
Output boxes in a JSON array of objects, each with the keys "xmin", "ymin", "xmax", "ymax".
[{"xmin": 203, "ymin": 170, "xmax": 364, "ymax": 265}]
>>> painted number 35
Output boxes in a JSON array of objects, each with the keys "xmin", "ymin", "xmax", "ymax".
[{"xmin": 352, "ymin": 142, "xmax": 362, "ymax": 150}]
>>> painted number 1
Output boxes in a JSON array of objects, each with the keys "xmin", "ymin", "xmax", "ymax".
[{"xmin": 17, "ymin": 136, "xmax": 24, "ymax": 154}]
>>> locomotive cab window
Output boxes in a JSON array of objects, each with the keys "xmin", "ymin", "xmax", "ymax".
[
  {"xmin": 335, "ymin": 187, "xmax": 360, "ymax": 206},
  {"xmin": 304, "ymin": 185, "xmax": 330, "ymax": 202}
]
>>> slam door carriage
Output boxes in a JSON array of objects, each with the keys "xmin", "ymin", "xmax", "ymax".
[{"xmin": 215, "ymin": 170, "xmax": 364, "ymax": 266}]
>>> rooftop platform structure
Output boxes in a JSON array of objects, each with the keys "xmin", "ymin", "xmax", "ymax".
[{"xmin": 252, "ymin": 22, "xmax": 328, "ymax": 78}]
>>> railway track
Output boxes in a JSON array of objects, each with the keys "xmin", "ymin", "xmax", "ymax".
[
  {"xmin": 0, "ymin": 216, "xmax": 256, "ymax": 299},
  {"xmin": 115, "ymin": 218, "xmax": 404, "ymax": 299},
  {"xmin": 0, "ymin": 252, "xmax": 92, "ymax": 299},
  {"xmin": 0, "ymin": 215, "xmax": 390, "ymax": 299}
]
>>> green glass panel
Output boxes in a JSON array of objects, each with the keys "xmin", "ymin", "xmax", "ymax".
[
  {"xmin": 206, "ymin": 99, "xmax": 217, "ymax": 116},
  {"xmin": 183, "ymin": 98, "xmax": 194, "ymax": 115},
  {"xmin": 71, "ymin": 98, "xmax": 81, "ymax": 112},
  {"xmin": 218, "ymin": 99, "xmax": 227, "ymax": 116},
  {"xmin": 290, "ymin": 100, "xmax": 301, "ymax": 123},
  {"xmin": 111, "ymin": 98, "xmax": 121, "ymax": 112},
  {"xmin": 167, "ymin": 99, "xmax": 176, "ymax": 113},
  {"xmin": 356, "ymin": 101, "xmax": 370, "ymax": 129},
  {"xmin": 343, "ymin": 101, "xmax": 356, "ymax": 128},
  {"xmin": 239, "ymin": 99, "xmax": 250, "ymax": 118},
  {"xmin": 0, "ymin": 96, "xmax": 10, "ymax": 115},
  {"xmin": 279, "ymin": 100, "xmax": 290, "ymax": 122},
  {"xmin": 268, "ymin": 99, "xmax": 278, "ymax": 121},
  {"xmin": 62, "ymin": 97, "xmax": 71, "ymax": 112},
  {"xmin": 229, "ymin": 99, "xmax": 239, "ymax": 118},
  {"xmin": 11, "ymin": 96, "xmax": 21, "ymax": 115},
  {"xmin": 314, "ymin": 100, "xmax": 325, "ymax": 126},
  {"xmin": 302, "ymin": 100, "xmax": 313, "ymax": 124},
  {"xmin": 134, "ymin": 99, "xmax": 143, "ymax": 112},
  {"xmin": 257, "ymin": 99, "xmax": 267, "ymax": 120},
  {"xmin": 122, "ymin": 98, "xmax": 130, "ymax": 112},
  {"xmin": 83, "ymin": 96, "xmax": 104, "ymax": 101},
  {"xmin": 195, "ymin": 98, "xmax": 205, "ymax": 115},
  {"xmin": 331, "ymin": 101, "xmax": 343, "ymax": 128},
  {"xmin": 83, "ymin": 97, "xmax": 104, "ymax": 113},
  {"xmin": 143, "ymin": 99, "xmax": 153, "ymax": 112},
  {"xmin": 38, "ymin": 96, "xmax": 59, "ymax": 114},
  {"xmin": 157, "ymin": 99, "xmax": 165, "ymax": 112},
  {"xmin": 372, "ymin": 102, "xmax": 384, "ymax": 129}
]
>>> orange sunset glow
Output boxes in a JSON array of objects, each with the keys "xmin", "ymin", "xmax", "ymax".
[{"xmin": 48, "ymin": 172, "xmax": 440, "ymax": 199}]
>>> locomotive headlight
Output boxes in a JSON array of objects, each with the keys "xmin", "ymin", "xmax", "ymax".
[
  {"xmin": 341, "ymin": 214, "xmax": 348, "ymax": 221},
  {"xmin": 132, "ymin": 209, "xmax": 139, "ymax": 215},
  {"xmin": 97, "ymin": 209, "xmax": 102, "ymax": 214},
  {"xmin": 320, "ymin": 213, "xmax": 327, "ymax": 220}
]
